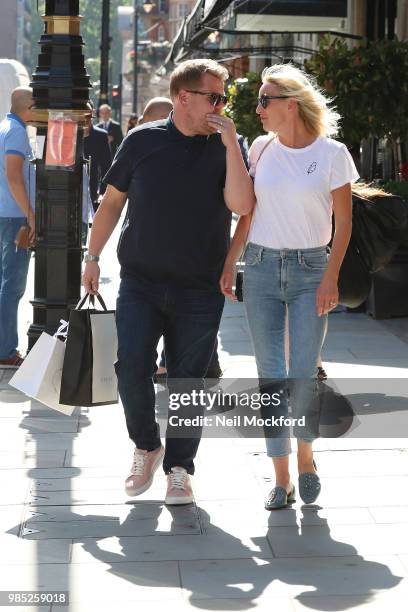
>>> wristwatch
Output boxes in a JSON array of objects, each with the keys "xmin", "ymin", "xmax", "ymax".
[{"xmin": 84, "ymin": 254, "xmax": 100, "ymax": 263}]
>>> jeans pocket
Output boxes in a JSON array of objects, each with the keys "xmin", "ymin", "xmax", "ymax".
[
  {"xmin": 244, "ymin": 244, "xmax": 261, "ymax": 267},
  {"xmin": 301, "ymin": 253, "xmax": 328, "ymax": 271}
]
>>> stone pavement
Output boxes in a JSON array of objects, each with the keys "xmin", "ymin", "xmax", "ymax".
[{"xmin": 1, "ymin": 222, "xmax": 408, "ymax": 611}]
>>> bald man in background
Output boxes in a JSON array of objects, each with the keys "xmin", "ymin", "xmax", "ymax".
[
  {"xmin": 0, "ymin": 87, "xmax": 35, "ymax": 367},
  {"xmin": 138, "ymin": 97, "xmax": 173, "ymax": 125}
]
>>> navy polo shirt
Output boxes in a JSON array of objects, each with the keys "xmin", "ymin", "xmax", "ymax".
[{"xmin": 104, "ymin": 115, "xmax": 248, "ymax": 291}]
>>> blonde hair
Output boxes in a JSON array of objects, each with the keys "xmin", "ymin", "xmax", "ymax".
[
  {"xmin": 352, "ymin": 182, "xmax": 391, "ymax": 199},
  {"xmin": 170, "ymin": 59, "xmax": 229, "ymax": 100},
  {"xmin": 262, "ymin": 63, "xmax": 340, "ymax": 137}
]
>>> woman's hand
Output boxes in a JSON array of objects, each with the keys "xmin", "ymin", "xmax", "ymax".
[
  {"xmin": 219, "ymin": 264, "xmax": 238, "ymax": 301},
  {"xmin": 316, "ymin": 273, "xmax": 339, "ymax": 316}
]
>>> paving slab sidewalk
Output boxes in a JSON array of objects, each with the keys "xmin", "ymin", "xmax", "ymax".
[{"xmin": 0, "ymin": 223, "xmax": 407, "ymax": 611}]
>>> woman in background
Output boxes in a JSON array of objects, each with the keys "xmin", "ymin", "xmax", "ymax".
[{"xmin": 126, "ymin": 113, "xmax": 138, "ymax": 133}]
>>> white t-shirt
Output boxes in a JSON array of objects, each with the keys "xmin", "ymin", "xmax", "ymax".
[{"xmin": 248, "ymin": 135, "xmax": 359, "ymax": 249}]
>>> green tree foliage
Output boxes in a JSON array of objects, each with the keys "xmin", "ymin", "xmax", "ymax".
[
  {"xmin": 305, "ymin": 36, "xmax": 408, "ymax": 148},
  {"xmin": 226, "ymin": 38, "xmax": 408, "ymax": 155},
  {"xmin": 29, "ymin": 0, "xmax": 132, "ymax": 104},
  {"xmin": 226, "ymin": 73, "xmax": 264, "ymax": 145}
]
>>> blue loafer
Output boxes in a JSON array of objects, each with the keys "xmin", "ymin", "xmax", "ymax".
[
  {"xmin": 298, "ymin": 460, "xmax": 321, "ymax": 504},
  {"xmin": 265, "ymin": 485, "xmax": 296, "ymax": 511}
]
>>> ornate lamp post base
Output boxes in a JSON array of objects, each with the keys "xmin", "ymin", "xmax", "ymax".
[{"xmin": 28, "ymin": 0, "xmax": 91, "ymax": 347}]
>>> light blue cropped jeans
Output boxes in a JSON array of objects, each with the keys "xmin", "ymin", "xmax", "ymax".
[{"xmin": 243, "ymin": 242, "xmax": 328, "ymax": 457}]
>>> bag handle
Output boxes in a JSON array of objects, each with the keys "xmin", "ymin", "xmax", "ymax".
[
  {"xmin": 252, "ymin": 135, "xmax": 276, "ymax": 176},
  {"xmin": 76, "ymin": 292, "xmax": 108, "ymax": 311},
  {"xmin": 54, "ymin": 319, "xmax": 69, "ymax": 339},
  {"xmin": 237, "ymin": 135, "xmax": 277, "ymax": 267}
]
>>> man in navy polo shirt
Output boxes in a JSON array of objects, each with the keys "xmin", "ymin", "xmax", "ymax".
[
  {"xmin": 83, "ymin": 59, "xmax": 255, "ymax": 505},
  {"xmin": 0, "ymin": 87, "xmax": 35, "ymax": 368}
]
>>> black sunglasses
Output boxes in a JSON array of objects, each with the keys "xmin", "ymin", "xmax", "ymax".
[
  {"xmin": 258, "ymin": 94, "xmax": 291, "ymax": 109},
  {"xmin": 185, "ymin": 90, "xmax": 228, "ymax": 107}
]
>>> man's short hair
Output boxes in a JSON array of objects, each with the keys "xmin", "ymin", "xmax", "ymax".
[
  {"xmin": 99, "ymin": 104, "xmax": 112, "ymax": 112},
  {"xmin": 169, "ymin": 59, "xmax": 229, "ymax": 100}
]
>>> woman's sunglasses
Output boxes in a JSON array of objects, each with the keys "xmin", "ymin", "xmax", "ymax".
[
  {"xmin": 185, "ymin": 90, "xmax": 228, "ymax": 107},
  {"xmin": 258, "ymin": 95, "xmax": 291, "ymax": 109}
]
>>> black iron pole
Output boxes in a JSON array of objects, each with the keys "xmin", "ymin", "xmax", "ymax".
[
  {"xmin": 99, "ymin": 0, "xmax": 111, "ymax": 107},
  {"xmin": 378, "ymin": 0, "xmax": 386, "ymax": 39},
  {"xmin": 365, "ymin": 0, "xmax": 395, "ymax": 41},
  {"xmin": 132, "ymin": 0, "xmax": 139, "ymax": 114},
  {"xmin": 28, "ymin": 0, "xmax": 91, "ymax": 347},
  {"xmin": 366, "ymin": 0, "xmax": 377, "ymax": 40},
  {"xmin": 387, "ymin": 0, "xmax": 397, "ymax": 40}
]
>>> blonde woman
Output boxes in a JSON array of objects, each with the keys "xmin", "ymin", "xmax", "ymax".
[{"xmin": 220, "ymin": 64, "xmax": 359, "ymax": 509}]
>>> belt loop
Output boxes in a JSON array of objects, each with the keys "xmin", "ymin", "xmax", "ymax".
[
  {"xmin": 258, "ymin": 246, "xmax": 263, "ymax": 261},
  {"xmin": 297, "ymin": 250, "xmax": 302, "ymax": 264}
]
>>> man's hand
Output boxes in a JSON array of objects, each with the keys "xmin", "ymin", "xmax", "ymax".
[
  {"xmin": 206, "ymin": 114, "xmax": 237, "ymax": 149},
  {"xmin": 82, "ymin": 262, "xmax": 100, "ymax": 295},
  {"xmin": 316, "ymin": 273, "xmax": 339, "ymax": 316},
  {"xmin": 81, "ymin": 184, "xmax": 127, "ymax": 295},
  {"xmin": 219, "ymin": 264, "xmax": 237, "ymax": 301}
]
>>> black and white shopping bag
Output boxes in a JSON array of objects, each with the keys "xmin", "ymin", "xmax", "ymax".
[{"xmin": 60, "ymin": 292, "xmax": 118, "ymax": 406}]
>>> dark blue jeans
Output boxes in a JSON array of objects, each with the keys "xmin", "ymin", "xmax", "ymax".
[
  {"xmin": 115, "ymin": 276, "xmax": 224, "ymax": 474},
  {"xmin": 0, "ymin": 218, "xmax": 31, "ymax": 359},
  {"xmin": 159, "ymin": 338, "xmax": 219, "ymax": 369}
]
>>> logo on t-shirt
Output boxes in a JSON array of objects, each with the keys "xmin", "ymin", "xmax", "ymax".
[{"xmin": 307, "ymin": 162, "xmax": 317, "ymax": 174}]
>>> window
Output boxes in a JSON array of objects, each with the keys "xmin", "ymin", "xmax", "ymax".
[
  {"xmin": 178, "ymin": 3, "xmax": 190, "ymax": 18},
  {"xmin": 158, "ymin": 25, "xmax": 165, "ymax": 42}
]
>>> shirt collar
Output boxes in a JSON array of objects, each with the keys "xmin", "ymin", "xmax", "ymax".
[
  {"xmin": 7, "ymin": 112, "xmax": 26, "ymax": 128},
  {"xmin": 166, "ymin": 112, "xmax": 213, "ymax": 143}
]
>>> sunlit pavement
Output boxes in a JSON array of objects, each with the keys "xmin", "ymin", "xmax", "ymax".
[{"xmin": 1, "ymin": 219, "xmax": 407, "ymax": 611}]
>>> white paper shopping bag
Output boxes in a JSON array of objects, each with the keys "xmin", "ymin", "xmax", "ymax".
[
  {"xmin": 9, "ymin": 326, "xmax": 74, "ymax": 416},
  {"xmin": 90, "ymin": 311, "xmax": 118, "ymax": 404}
]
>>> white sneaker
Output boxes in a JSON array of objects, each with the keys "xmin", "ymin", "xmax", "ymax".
[
  {"xmin": 165, "ymin": 466, "xmax": 194, "ymax": 505},
  {"xmin": 125, "ymin": 445, "xmax": 164, "ymax": 497}
]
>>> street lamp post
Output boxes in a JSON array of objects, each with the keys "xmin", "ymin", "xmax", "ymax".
[
  {"xmin": 99, "ymin": 0, "xmax": 111, "ymax": 107},
  {"xmin": 28, "ymin": 0, "xmax": 91, "ymax": 347},
  {"xmin": 132, "ymin": 0, "xmax": 154, "ymax": 115}
]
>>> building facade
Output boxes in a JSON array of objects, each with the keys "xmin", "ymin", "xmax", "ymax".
[
  {"xmin": 0, "ymin": 0, "xmax": 32, "ymax": 70},
  {"xmin": 117, "ymin": 3, "xmax": 172, "ymax": 124},
  {"xmin": 169, "ymin": 0, "xmax": 196, "ymax": 40}
]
